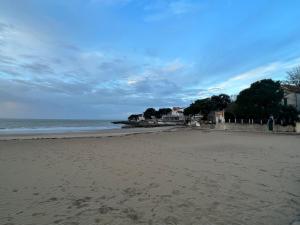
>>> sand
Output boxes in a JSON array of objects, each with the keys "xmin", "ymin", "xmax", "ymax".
[{"xmin": 0, "ymin": 128, "xmax": 299, "ymax": 225}]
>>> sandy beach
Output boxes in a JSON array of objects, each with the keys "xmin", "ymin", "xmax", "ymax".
[{"xmin": 0, "ymin": 128, "xmax": 299, "ymax": 225}]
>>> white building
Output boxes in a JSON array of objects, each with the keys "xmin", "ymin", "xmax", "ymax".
[
  {"xmin": 137, "ymin": 114, "xmax": 145, "ymax": 121},
  {"xmin": 161, "ymin": 107, "xmax": 185, "ymax": 122},
  {"xmin": 282, "ymin": 85, "xmax": 300, "ymax": 111},
  {"xmin": 208, "ymin": 110, "xmax": 225, "ymax": 124}
]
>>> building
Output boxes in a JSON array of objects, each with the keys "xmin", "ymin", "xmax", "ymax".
[
  {"xmin": 137, "ymin": 114, "xmax": 145, "ymax": 121},
  {"xmin": 282, "ymin": 85, "xmax": 300, "ymax": 111},
  {"xmin": 215, "ymin": 110, "xmax": 225, "ymax": 124},
  {"xmin": 208, "ymin": 110, "xmax": 225, "ymax": 124},
  {"xmin": 161, "ymin": 107, "xmax": 185, "ymax": 123}
]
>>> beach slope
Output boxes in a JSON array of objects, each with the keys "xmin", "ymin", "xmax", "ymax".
[{"xmin": 0, "ymin": 129, "xmax": 299, "ymax": 225}]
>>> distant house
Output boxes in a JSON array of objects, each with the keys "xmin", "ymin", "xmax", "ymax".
[
  {"xmin": 282, "ymin": 85, "xmax": 300, "ymax": 111},
  {"xmin": 161, "ymin": 107, "xmax": 185, "ymax": 122},
  {"xmin": 137, "ymin": 114, "xmax": 145, "ymax": 121},
  {"xmin": 208, "ymin": 110, "xmax": 225, "ymax": 124},
  {"xmin": 188, "ymin": 114, "xmax": 203, "ymax": 127}
]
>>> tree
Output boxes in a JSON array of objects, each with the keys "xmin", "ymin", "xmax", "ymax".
[
  {"xmin": 143, "ymin": 108, "xmax": 157, "ymax": 119},
  {"xmin": 277, "ymin": 105, "xmax": 298, "ymax": 125},
  {"xmin": 156, "ymin": 108, "xmax": 172, "ymax": 118},
  {"xmin": 235, "ymin": 79, "xmax": 283, "ymax": 119},
  {"xmin": 183, "ymin": 94, "xmax": 231, "ymax": 119},
  {"xmin": 211, "ymin": 94, "xmax": 231, "ymax": 110},
  {"xmin": 225, "ymin": 102, "xmax": 238, "ymax": 120},
  {"xmin": 194, "ymin": 98, "xmax": 214, "ymax": 119},
  {"xmin": 183, "ymin": 103, "xmax": 197, "ymax": 116},
  {"xmin": 286, "ymin": 66, "xmax": 300, "ymax": 87},
  {"xmin": 128, "ymin": 114, "xmax": 139, "ymax": 121},
  {"xmin": 184, "ymin": 98, "xmax": 211, "ymax": 117}
]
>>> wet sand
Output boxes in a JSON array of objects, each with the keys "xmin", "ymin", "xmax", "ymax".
[{"xmin": 0, "ymin": 129, "xmax": 299, "ymax": 225}]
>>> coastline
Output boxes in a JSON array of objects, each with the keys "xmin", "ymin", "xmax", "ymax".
[
  {"xmin": 0, "ymin": 126, "xmax": 179, "ymax": 141},
  {"xmin": 1, "ymin": 125, "xmax": 299, "ymax": 141}
]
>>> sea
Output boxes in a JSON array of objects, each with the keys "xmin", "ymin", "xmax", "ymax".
[{"xmin": 0, "ymin": 118, "xmax": 122, "ymax": 134}]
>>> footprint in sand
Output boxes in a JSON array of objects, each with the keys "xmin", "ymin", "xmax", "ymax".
[
  {"xmin": 53, "ymin": 219, "xmax": 63, "ymax": 224},
  {"xmin": 290, "ymin": 220, "xmax": 300, "ymax": 225},
  {"xmin": 122, "ymin": 208, "xmax": 141, "ymax": 221},
  {"xmin": 163, "ymin": 216, "xmax": 178, "ymax": 225},
  {"xmin": 98, "ymin": 205, "xmax": 116, "ymax": 214},
  {"xmin": 32, "ymin": 212, "xmax": 46, "ymax": 217},
  {"xmin": 72, "ymin": 196, "xmax": 92, "ymax": 209},
  {"xmin": 172, "ymin": 190, "xmax": 181, "ymax": 195},
  {"xmin": 123, "ymin": 187, "xmax": 142, "ymax": 197},
  {"xmin": 94, "ymin": 218, "xmax": 101, "ymax": 223},
  {"xmin": 148, "ymin": 182, "xmax": 160, "ymax": 189},
  {"xmin": 48, "ymin": 197, "xmax": 58, "ymax": 201},
  {"xmin": 63, "ymin": 222, "xmax": 79, "ymax": 225}
]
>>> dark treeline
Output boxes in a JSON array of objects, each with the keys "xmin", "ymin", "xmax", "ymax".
[
  {"xmin": 184, "ymin": 79, "xmax": 298, "ymax": 124},
  {"xmin": 183, "ymin": 94, "xmax": 231, "ymax": 120},
  {"xmin": 184, "ymin": 66, "xmax": 300, "ymax": 124},
  {"xmin": 129, "ymin": 66, "xmax": 300, "ymax": 124},
  {"xmin": 128, "ymin": 108, "xmax": 172, "ymax": 120}
]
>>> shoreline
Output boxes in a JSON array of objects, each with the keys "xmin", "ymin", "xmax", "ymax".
[
  {"xmin": 0, "ymin": 126, "xmax": 179, "ymax": 141},
  {"xmin": 1, "ymin": 125, "xmax": 299, "ymax": 141},
  {"xmin": 1, "ymin": 126, "xmax": 299, "ymax": 141}
]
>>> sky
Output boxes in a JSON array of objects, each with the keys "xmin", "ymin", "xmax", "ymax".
[{"xmin": 0, "ymin": 0, "xmax": 300, "ymax": 119}]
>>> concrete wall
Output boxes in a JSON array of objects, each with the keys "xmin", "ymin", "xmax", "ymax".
[
  {"xmin": 284, "ymin": 92, "xmax": 300, "ymax": 111},
  {"xmin": 221, "ymin": 123, "xmax": 268, "ymax": 132},
  {"xmin": 207, "ymin": 123, "xmax": 296, "ymax": 132},
  {"xmin": 274, "ymin": 124, "xmax": 295, "ymax": 132},
  {"xmin": 296, "ymin": 122, "xmax": 300, "ymax": 133}
]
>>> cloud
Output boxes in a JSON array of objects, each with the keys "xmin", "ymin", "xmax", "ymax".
[
  {"xmin": 169, "ymin": 0, "xmax": 198, "ymax": 15},
  {"xmin": 89, "ymin": 0, "xmax": 132, "ymax": 6},
  {"xmin": 162, "ymin": 59, "xmax": 185, "ymax": 73},
  {"xmin": 2, "ymin": 16, "xmax": 297, "ymax": 118},
  {"xmin": 1, "ymin": 1, "xmax": 300, "ymax": 119},
  {"xmin": 144, "ymin": 0, "xmax": 201, "ymax": 21},
  {"xmin": 207, "ymin": 57, "xmax": 300, "ymax": 96},
  {"xmin": 22, "ymin": 62, "xmax": 54, "ymax": 74},
  {"xmin": 0, "ymin": 54, "xmax": 17, "ymax": 67},
  {"xmin": 0, "ymin": 22, "xmax": 12, "ymax": 34},
  {"xmin": 0, "ymin": 19, "xmax": 198, "ymax": 118}
]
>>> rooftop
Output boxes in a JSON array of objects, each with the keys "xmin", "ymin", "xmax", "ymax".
[{"xmin": 282, "ymin": 85, "xmax": 300, "ymax": 94}]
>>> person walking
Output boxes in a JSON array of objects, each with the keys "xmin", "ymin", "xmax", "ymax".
[{"xmin": 267, "ymin": 115, "xmax": 274, "ymax": 131}]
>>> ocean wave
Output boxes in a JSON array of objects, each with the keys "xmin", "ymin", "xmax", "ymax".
[{"xmin": 0, "ymin": 125, "xmax": 121, "ymax": 134}]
